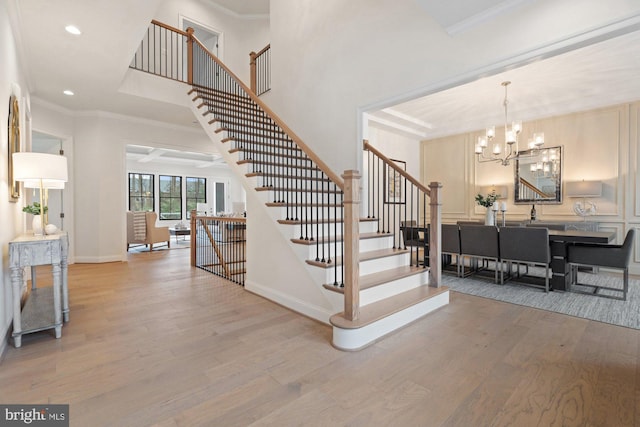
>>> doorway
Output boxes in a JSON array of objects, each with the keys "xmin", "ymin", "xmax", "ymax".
[{"xmin": 182, "ymin": 17, "xmax": 221, "ymax": 59}]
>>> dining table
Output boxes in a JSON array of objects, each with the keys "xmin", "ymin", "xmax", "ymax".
[{"xmin": 547, "ymin": 229, "xmax": 616, "ymax": 291}]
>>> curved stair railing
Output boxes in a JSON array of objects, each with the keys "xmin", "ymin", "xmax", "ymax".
[{"xmin": 129, "ymin": 20, "xmax": 367, "ymax": 320}]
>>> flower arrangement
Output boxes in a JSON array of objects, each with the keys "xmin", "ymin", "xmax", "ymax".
[
  {"xmin": 475, "ymin": 193, "xmax": 499, "ymax": 208},
  {"xmin": 22, "ymin": 202, "xmax": 48, "ymax": 215}
]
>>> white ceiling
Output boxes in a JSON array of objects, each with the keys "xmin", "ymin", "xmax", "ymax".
[
  {"xmin": 10, "ymin": 0, "xmax": 640, "ymax": 152},
  {"xmin": 368, "ymin": 28, "xmax": 640, "ymax": 141}
]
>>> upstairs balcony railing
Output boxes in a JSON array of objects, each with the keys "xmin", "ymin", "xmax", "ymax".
[{"xmin": 250, "ymin": 44, "xmax": 271, "ymax": 96}]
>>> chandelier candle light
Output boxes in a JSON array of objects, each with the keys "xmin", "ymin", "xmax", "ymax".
[{"xmin": 475, "ymin": 81, "xmax": 544, "ymax": 165}]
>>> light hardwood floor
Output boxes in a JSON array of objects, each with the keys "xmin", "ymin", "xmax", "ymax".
[{"xmin": 1, "ymin": 246, "xmax": 639, "ymax": 426}]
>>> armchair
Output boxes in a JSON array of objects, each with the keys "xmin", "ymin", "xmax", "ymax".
[{"xmin": 126, "ymin": 211, "xmax": 170, "ymax": 251}]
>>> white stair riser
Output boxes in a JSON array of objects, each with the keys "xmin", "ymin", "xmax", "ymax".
[
  {"xmin": 332, "ymin": 291, "xmax": 450, "ymax": 351},
  {"xmin": 314, "ymin": 252, "xmax": 411, "ymax": 283},
  {"xmin": 279, "ymin": 220, "xmax": 379, "ymax": 239},
  {"xmin": 360, "ymin": 274, "xmax": 429, "ymax": 307},
  {"xmin": 294, "ymin": 234, "xmax": 393, "ymax": 261},
  {"xmin": 257, "ymin": 190, "xmax": 341, "ymax": 205}
]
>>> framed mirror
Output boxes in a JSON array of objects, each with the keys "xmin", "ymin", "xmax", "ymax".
[
  {"xmin": 514, "ymin": 146, "xmax": 562, "ymax": 204},
  {"xmin": 8, "ymin": 95, "xmax": 20, "ymax": 202}
]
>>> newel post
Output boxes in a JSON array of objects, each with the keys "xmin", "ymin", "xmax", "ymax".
[
  {"xmin": 342, "ymin": 170, "xmax": 361, "ymax": 321},
  {"xmin": 190, "ymin": 209, "xmax": 197, "ymax": 267},
  {"xmin": 428, "ymin": 182, "xmax": 442, "ymax": 287},
  {"xmin": 186, "ymin": 27, "xmax": 194, "ymax": 85},
  {"xmin": 249, "ymin": 51, "xmax": 257, "ymax": 94}
]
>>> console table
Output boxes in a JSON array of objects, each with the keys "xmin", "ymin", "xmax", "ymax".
[{"xmin": 9, "ymin": 232, "xmax": 69, "ymax": 348}]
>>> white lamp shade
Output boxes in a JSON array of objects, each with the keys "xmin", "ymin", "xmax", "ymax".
[
  {"xmin": 12, "ymin": 152, "xmax": 68, "ymax": 182},
  {"xmin": 566, "ymin": 180, "xmax": 602, "ymax": 198},
  {"xmin": 22, "ymin": 179, "xmax": 65, "ymax": 189}
]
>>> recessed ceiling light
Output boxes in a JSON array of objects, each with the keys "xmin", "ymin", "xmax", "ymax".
[
  {"xmin": 65, "ymin": 25, "xmax": 81, "ymax": 35},
  {"xmin": 63, "ymin": 90, "xmax": 74, "ymax": 96}
]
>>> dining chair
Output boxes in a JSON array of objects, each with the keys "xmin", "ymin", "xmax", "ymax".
[
  {"xmin": 459, "ymin": 225, "xmax": 500, "ymax": 283},
  {"xmin": 567, "ymin": 228, "xmax": 635, "ymax": 300},
  {"xmin": 499, "ymin": 226, "xmax": 551, "ymax": 292},
  {"xmin": 400, "ymin": 220, "xmax": 426, "ymax": 266},
  {"xmin": 441, "ymin": 224, "xmax": 461, "ymax": 276}
]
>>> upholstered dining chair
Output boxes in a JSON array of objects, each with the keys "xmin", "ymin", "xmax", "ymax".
[
  {"xmin": 441, "ymin": 224, "xmax": 461, "ymax": 277},
  {"xmin": 400, "ymin": 220, "xmax": 426, "ymax": 266},
  {"xmin": 567, "ymin": 228, "xmax": 635, "ymax": 300},
  {"xmin": 459, "ymin": 225, "xmax": 500, "ymax": 283},
  {"xmin": 499, "ymin": 226, "xmax": 551, "ymax": 292}
]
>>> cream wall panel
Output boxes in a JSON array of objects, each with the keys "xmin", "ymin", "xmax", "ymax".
[
  {"xmin": 551, "ymin": 107, "xmax": 623, "ymax": 218},
  {"xmin": 632, "ymin": 103, "xmax": 640, "ymax": 217},
  {"xmin": 423, "ymin": 104, "xmax": 629, "ymax": 223},
  {"xmin": 422, "ymin": 135, "xmax": 468, "ymax": 217}
]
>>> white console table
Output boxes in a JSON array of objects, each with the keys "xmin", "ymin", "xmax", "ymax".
[{"xmin": 9, "ymin": 232, "xmax": 69, "ymax": 348}]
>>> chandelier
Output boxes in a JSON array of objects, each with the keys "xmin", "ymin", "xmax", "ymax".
[{"xmin": 474, "ymin": 81, "xmax": 544, "ymax": 166}]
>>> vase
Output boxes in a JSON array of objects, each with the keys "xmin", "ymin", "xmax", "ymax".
[
  {"xmin": 32, "ymin": 215, "xmax": 44, "ymax": 236},
  {"xmin": 485, "ymin": 207, "xmax": 495, "ymax": 226}
]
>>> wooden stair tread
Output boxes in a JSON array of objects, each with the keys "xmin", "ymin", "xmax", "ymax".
[
  {"xmin": 256, "ymin": 186, "xmax": 342, "ymax": 194},
  {"xmin": 278, "ymin": 217, "xmax": 378, "ymax": 226},
  {"xmin": 323, "ymin": 265, "xmax": 427, "ymax": 293},
  {"xmin": 330, "ymin": 285, "xmax": 449, "ymax": 329},
  {"xmin": 292, "ymin": 232, "xmax": 391, "ymax": 246},
  {"xmin": 306, "ymin": 248, "xmax": 409, "ymax": 268}
]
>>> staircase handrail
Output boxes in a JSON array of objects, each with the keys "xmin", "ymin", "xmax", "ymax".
[
  {"xmin": 363, "ymin": 140, "xmax": 441, "ymax": 287},
  {"xmin": 250, "ymin": 43, "xmax": 271, "ymax": 95},
  {"xmin": 363, "ymin": 140, "xmax": 430, "ymax": 196},
  {"xmin": 519, "ymin": 176, "xmax": 550, "ymax": 198},
  {"xmin": 148, "ymin": 20, "xmax": 344, "ymax": 191}
]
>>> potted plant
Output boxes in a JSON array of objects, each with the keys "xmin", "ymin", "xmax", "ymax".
[
  {"xmin": 475, "ymin": 192, "xmax": 499, "ymax": 225},
  {"xmin": 23, "ymin": 202, "xmax": 48, "ymax": 235}
]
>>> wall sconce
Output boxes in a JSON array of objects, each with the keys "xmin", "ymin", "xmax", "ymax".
[{"xmin": 565, "ymin": 180, "xmax": 602, "ymax": 221}]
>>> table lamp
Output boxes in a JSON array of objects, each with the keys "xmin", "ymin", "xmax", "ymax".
[
  {"xmin": 12, "ymin": 152, "xmax": 68, "ymax": 235},
  {"xmin": 565, "ymin": 180, "xmax": 602, "ymax": 221}
]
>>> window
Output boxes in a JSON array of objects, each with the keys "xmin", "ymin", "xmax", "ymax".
[
  {"xmin": 129, "ymin": 173, "xmax": 154, "ymax": 211},
  {"xmin": 186, "ymin": 177, "xmax": 206, "ymax": 219},
  {"xmin": 159, "ymin": 175, "xmax": 182, "ymax": 220}
]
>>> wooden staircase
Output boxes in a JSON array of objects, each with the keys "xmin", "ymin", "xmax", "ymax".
[
  {"xmin": 130, "ymin": 20, "xmax": 449, "ymax": 350},
  {"xmin": 189, "ymin": 85, "xmax": 449, "ymax": 350}
]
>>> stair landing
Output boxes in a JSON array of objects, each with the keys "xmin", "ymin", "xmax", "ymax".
[{"xmin": 330, "ymin": 285, "xmax": 449, "ymax": 351}]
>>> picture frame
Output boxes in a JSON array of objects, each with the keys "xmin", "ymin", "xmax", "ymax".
[
  {"xmin": 8, "ymin": 95, "xmax": 20, "ymax": 202},
  {"xmin": 384, "ymin": 158, "xmax": 406, "ymax": 204}
]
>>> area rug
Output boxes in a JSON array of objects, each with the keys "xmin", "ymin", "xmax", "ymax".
[{"xmin": 442, "ymin": 268, "xmax": 639, "ymax": 330}]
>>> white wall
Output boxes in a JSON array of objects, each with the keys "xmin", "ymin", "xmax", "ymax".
[
  {"xmin": 268, "ymin": 0, "xmax": 640, "ymax": 178},
  {"xmin": 0, "ymin": 0, "xmax": 33, "ymax": 354},
  {"xmin": 30, "ymin": 100, "xmax": 232, "ymax": 263},
  {"xmin": 155, "ymin": 0, "xmax": 270, "ymax": 84}
]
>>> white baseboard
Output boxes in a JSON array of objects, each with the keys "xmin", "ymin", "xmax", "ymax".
[
  {"xmin": 74, "ymin": 255, "xmax": 124, "ymax": 263},
  {"xmin": 245, "ymin": 279, "xmax": 334, "ymax": 325}
]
